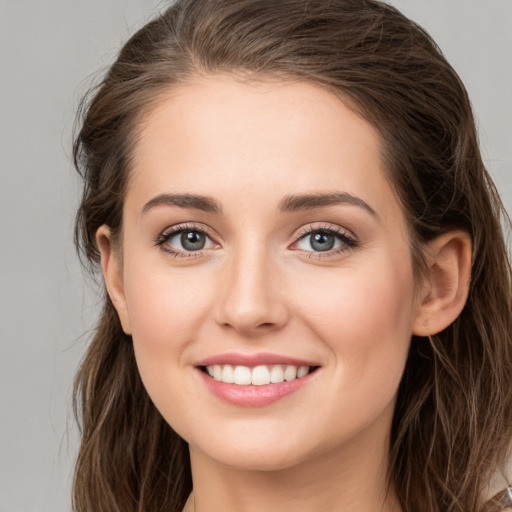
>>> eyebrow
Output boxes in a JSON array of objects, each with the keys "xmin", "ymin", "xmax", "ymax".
[
  {"xmin": 142, "ymin": 193, "xmax": 222, "ymax": 215},
  {"xmin": 141, "ymin": 191, "xmax": 377, "ymax": 217},
  {"xmin": 279, "ymin": 192, "xmax": 377, "ymax": 216}
]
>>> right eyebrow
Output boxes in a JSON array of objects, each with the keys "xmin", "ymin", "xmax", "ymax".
[
  {"xmin": 141, "ymin": 193, "xmax": 222, "ymax": 216},
  {"xmin": 279, "ymin": 192, "xmax": 377, "ymax": 217}
]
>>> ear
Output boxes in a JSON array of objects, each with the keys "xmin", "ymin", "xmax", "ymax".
[
  {"xmin": 96, "ymin": 225, "xmax": 132, "ymax": 335},
  {"xmin": 412, "ymin": 230, "xmax": 472, "ymax": 336}
]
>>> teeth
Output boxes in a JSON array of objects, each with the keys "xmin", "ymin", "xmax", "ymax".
[
  {"xmin": 270, "ymin": 365, "xmax": 284, "ymax": 383},
  {"xmin": 205, "ymin": 364, "xmax": 312, "ymax": 385},
  {"xmin": 233, "ymin": 365, "xmax": 252, "ymax": 385},
  {"xmin": 221, "ymin": 364, "xmax": 234, "ymax": 383},
  {"xmin": 284, "ymin": 365, "xmax": 297, "ymax": 381},
  {"xmin": 252, "ymin": 365, "xmax": 270, "ymax": 386},
  {"xmin": 297, "ymin": 366, "xmax": 309, "ymax": 378}
]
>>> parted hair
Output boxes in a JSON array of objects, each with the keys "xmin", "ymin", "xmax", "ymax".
[{"xmin": 73, "ymin": 1, "xmax": 512, "ymax": 511}]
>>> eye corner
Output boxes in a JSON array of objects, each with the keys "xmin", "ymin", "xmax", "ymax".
[
  {"xmin": 289, "ymin": 223, "xmax": 359, "ymax": 259},
  {"xmin": 153, "ymin": 222, "xmax": 221, "ymax": 260}
]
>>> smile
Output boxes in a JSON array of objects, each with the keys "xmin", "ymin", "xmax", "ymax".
[
  {"xmin": 204, "ymin": 364, "xmax": 313, "ymax": 385},
  {"xmin": 195, "ymin": 354, "xmax": 320, "ymax": 406}
]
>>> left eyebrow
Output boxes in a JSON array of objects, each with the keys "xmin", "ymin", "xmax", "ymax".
[
  {"xmin": 279, "ymin": 192, "xmax": 378, "ymax": 217},
  {"xmin": 141, "ymin": 193, "xmax": 222, "ymax": 215}
]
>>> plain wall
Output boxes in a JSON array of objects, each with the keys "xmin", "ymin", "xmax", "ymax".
[{"xmin": 0, "ymin": 1, "xmax": 510, "ymax": 511}]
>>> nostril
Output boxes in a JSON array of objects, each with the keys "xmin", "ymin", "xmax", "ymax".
[
  {"xmin": 215, "ymin": 285, "xmax": 290, "ymax": 333},
  {"xmin": 221, "ymin": 321, "xmax": 276, "ymax": 330}
]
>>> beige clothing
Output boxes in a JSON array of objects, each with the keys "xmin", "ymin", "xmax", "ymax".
[{"xmin": 483, "ymin": 486, "xmax": 512, "ymax": 511}]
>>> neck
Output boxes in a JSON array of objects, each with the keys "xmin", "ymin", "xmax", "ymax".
[{"xmin": 184, "ymin": 423, "xmax": 402, "ymax": 512}]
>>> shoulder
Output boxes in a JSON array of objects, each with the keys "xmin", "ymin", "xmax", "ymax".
[{"xmin": 483, "ymin": 486, "xmax": 512, "ymax": 512}]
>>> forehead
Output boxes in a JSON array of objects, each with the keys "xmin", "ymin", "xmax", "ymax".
[{"xmin": 128, "ymin": 75, "xmax": 399, "ymax": 224}]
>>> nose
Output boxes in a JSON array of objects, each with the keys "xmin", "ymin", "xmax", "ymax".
[{"xmin": 214, "ymin": 245, "xmax": 290, "ymax": 336}]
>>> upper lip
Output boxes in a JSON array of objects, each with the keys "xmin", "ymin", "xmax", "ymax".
[{"xmin": 195, "ymin": 352, "xmax": 320, "ymax": 368}]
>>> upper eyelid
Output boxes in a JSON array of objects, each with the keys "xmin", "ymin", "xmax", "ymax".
[
  {"xmin": 156, "ymin": 222, "xmax": 357, "ymax": 248},
  {"xmin": 289, "ymin": 224, "xmax": 359, "ymax": 257},
  {"xmin": 155, "ymin": 223, "xmax": 220, "ymax": 250},
  {"xmin": 155, "ymin": 225, "xmax": 220, "ymax": 259},
  {"xmin": 294, "ymin": 223, "xmax": 357, "ymax": 241},
  {"xmin": 161, "ymin": 222, "xmax": 216, "ymax": 238}
]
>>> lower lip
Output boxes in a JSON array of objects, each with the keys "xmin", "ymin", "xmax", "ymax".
[{"xmin": 197, "ymin": 369, "xmax": 315, "ymax": 407}]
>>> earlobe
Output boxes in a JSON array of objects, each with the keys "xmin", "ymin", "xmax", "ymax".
[
  {"xmin": 96, "ymin": 225, "xmax": 132, "ymax": 335},
  {"xmin": 412, "ymin": 230, "xmax": 472, "ymax": 337}
]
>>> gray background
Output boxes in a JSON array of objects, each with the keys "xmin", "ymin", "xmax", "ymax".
[{"xmin": 0, "ymin": 1, "xmax": 511, "ymax": 511}]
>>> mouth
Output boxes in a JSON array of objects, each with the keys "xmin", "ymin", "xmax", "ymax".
[
  {"xmin": 194, "ymin": 353, "xmax": 321, "ymax": 406},
  {"xmin": 199, "ymin": 364, "xmax": 319, "ymax": 386},
  {"xmin": 195, "ymin": 352, "xmax": 321, "ymax": 407}
]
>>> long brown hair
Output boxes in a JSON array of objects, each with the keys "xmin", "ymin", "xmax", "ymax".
[{"xmin": 72, "ymin": 1, "xmax": 512, "ymax": 511}]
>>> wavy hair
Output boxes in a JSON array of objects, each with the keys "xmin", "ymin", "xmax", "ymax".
[{"xmin": 72, "ymin": 1, "xmax": 512, "ymax": 510}]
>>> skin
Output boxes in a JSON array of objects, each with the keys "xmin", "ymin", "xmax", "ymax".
[{"xmin": 98, "ymin": 75, "xmax": 471, "ymax": 512}]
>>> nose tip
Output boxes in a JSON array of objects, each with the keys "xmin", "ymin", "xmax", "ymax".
[
  {"xmin": 215, "ymin": 256, "xmax": 289, "ymax": 336},
  {"xmin": 220, "ymin": 303, "xmax": 284, "ymax": 334}
]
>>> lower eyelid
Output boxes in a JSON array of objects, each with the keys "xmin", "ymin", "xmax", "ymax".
[
  {"xmin": 293, "ymin": 228, "xmax": 357, "ymax": 248},
  {"xmin": 156, "ymin": 225, "xmax": 356, "ymax": 259},
  {"xmin": 167, "ymin": 231, "xmax": 215, "ymax": 249},
  {"xmin": 157, "ymin": 223, "xmax": 216, "ymax": 243}
]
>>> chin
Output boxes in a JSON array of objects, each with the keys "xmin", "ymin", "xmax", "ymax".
[
  {"xmin": 185, "ymin": 420, "xmax": 330, "ymax": 473},
  {"xmin": 196, "ymin": 441, "xmax": 315, "ymax": 472}
]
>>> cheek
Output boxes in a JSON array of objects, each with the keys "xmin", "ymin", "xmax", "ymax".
[
  {"xmin": 293, "ymin": 257, "xmax": 416, "ymax": 388},
  {"xmin": 293, "ymin": 263, "xmax": 416, "ymax": 443},
  {"xmin": 121, "ymin": 256, "xmax": 215, "ymax": 390},
  {"xmin": 124, "ymin": 253, "xmax": 212, "ymax": 334},
  {"xmin": 299, "ymin": 261, "xmax": 414, "ymax": 333}
]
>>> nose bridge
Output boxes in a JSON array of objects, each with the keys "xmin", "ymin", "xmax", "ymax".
[{"xmin": 216, "ymin": 238, "xmax": 288, "ymax": 334}]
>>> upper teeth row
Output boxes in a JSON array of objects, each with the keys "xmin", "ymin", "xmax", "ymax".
[{"xmin": 206, "ymin": 364, "xmax": 310, "ymax": 386}]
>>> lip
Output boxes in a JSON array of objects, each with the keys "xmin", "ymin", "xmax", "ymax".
[
  {"xmin": 194, "ymin": 352, "xmax": 320, "ymax": 407},
  {"xmin": 197, "ymin": 369, "xmax": 316, "ymax": 407},
  {"xmin": 195, "ymin": 352, "xmax": 319, "ymax": 368}
]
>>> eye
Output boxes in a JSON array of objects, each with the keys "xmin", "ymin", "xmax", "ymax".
[
  {"xmin": 175, "ymin": 230, "xmax": 208, "ymax": 251},
  {"xmin": 293, "ymin": 227, "xmax": 358, "ymax": 255},
  {"xmin": 298, "ymin": 231, "xmax": 339, "ymax": 252},
  {"xmin": 155, "ymin": 225, "xmax": 218, "ymax": 256}
]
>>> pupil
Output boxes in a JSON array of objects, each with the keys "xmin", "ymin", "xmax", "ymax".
[
  {"xmin": 311, "ymin": 232, "xmax": 334, "ymax": 251},
  {"xmin": 181, "ymin": 231, "xmax": 205, "ymax": 251}
]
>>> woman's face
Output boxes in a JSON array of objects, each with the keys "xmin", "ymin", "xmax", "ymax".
[{"xmin": 107, "ymin": 75, "xmax": 423, "ymax": 471}]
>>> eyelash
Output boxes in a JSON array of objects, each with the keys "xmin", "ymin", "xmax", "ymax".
[
  {"xmin": 154, "ymin": 223, "xmax": 217, "ymax": 259},
  {"xmin": 154, "ymin": 223, "xmax": 359, "ymax": 260},
  {"xmin": 292, "ymin": 224, "xmax": 358, "ymax": 259}
]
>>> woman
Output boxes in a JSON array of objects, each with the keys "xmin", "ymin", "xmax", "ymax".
[{"xmin": 72, "ymin": 1, "xmax": 512, "ymax": 511}]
